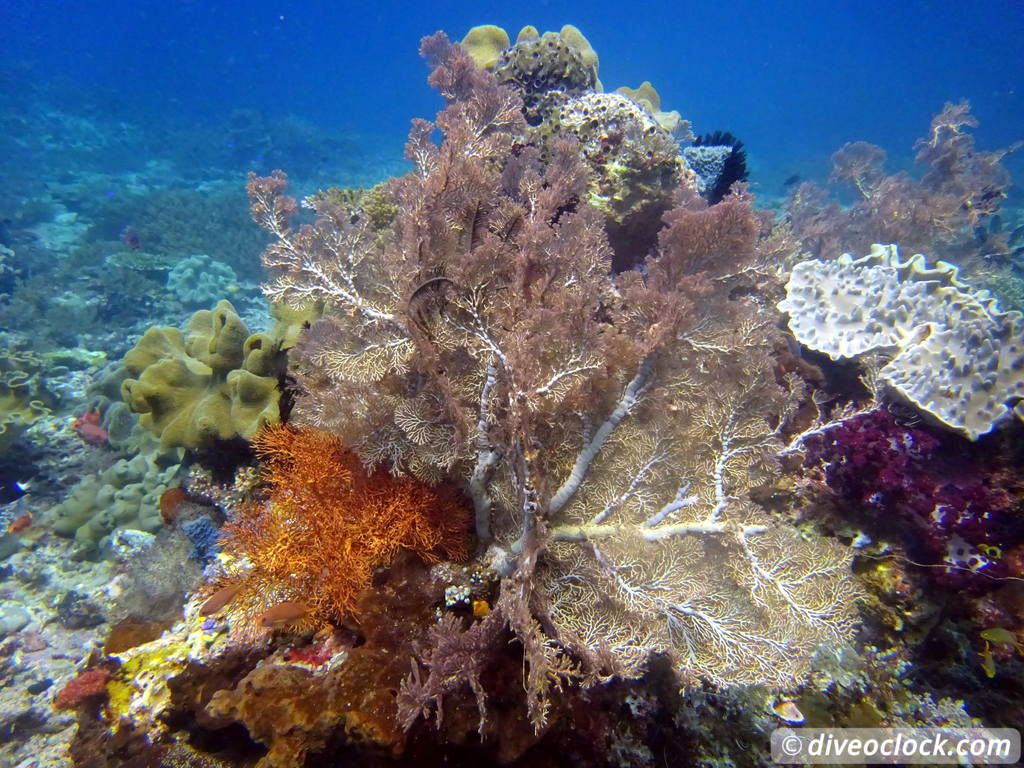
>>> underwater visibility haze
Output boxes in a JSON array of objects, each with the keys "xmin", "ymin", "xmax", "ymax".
[{"xmin": 1, "ymin": 2, "xmax": 1023, "ymax": 766}]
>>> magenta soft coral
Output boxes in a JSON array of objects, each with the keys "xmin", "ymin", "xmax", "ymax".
[{"xmin": 804, "ymin": 408, "xmax": 1019, "ymax": 589}]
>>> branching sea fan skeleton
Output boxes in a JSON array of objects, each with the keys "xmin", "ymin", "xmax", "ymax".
[{"xmin": 247, "ymin": 31, "xmax": 861, "ymax": 732}]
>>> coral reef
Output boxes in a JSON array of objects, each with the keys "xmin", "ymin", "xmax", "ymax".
[
  {"xmin": 0, "ymin": 525, "xmax": 123, "ymax": 766},
  {"xmin": 551, "ymin": 91, "xmax": 693, "ymax": 261},
  {"xmin": 109, "ymin": 526, "xmax": 206, "ymax": 624},
  {"xmin": 166, "ymin": 253, "xmax": 240, "ymax": 310},
  {"xmin": 787, "ymin": 101, "xmax": 1019, "ymax": 272},
  {"xmin": 250, "ymin": 32, "xmax": 861, "ymax": 733},
  {"xmin": 779, "ymin": 243, "xmax": 1024, "ymax": 439},
  {"xmin": 801, "ymin": 407, "xmax": 1022, "ymax": 588},
  {"xmin": 690, "ymin": 130, "xmax": 749, "ymax": 205},
  {"xmin": 492, "ymin": 26, "xmax": 599, "ymax": 126},
  {"xmin": 5, "ymin": 21, "xmax": 1016, "ymax": 768},
  {"xmin": 461, "ymin": 23, "xmax": 699, "ymax": 265},
  {"xmin": 0, "ymin": 347, "xmax": 56, "ymax": 454},
  {"xmin": 615, "ymin": 81, "xmax": 686, "ymax": 135},
  {"xmin": 459, "ymin": 24, "xmax": 510, "ymax": 69},
  {"xmin": 120, "ymin": 299, "xmax": 286, "ymax": 451},
  {"xmin": 55, "ymin": 668, "xmax": 111, "ymax": 711},
  {"xmin": 204, "ymin": 554, "xmax": 448, "ymax": 765}
]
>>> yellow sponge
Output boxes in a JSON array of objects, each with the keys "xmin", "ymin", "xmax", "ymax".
[{"xmin": 460, "ymin": 25, "xmax": 510, "ymax": 69}]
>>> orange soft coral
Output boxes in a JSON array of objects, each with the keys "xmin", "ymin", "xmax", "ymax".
[{"xmin": 217, "ymin": 425, "xmax": 471, "ymax": 636}]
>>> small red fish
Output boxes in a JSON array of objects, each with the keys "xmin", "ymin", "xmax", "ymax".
[
  {"xmin": 72, "ymin": 409, "xmax": 109, "ymax": 446},
  {"xmin": 7, "ymin": 513, "xmax": 31, "ymax": 533}
]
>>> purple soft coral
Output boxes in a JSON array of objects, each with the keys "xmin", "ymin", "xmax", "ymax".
[{"xmin": 804, "ymin": 408, "xmax": 1017, "ymax": 588}]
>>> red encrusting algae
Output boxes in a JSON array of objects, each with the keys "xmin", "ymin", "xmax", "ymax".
[{"xmin": 54, "ymin": 668, "xmax": 111, "ymax": 710}]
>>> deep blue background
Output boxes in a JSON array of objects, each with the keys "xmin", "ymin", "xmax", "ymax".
[{"xmin": 4, "ymin": 0, "xmax": 1023, "ymax": 186}]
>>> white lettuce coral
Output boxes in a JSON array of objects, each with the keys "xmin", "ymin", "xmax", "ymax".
[{"xmin": 779, "ymin": 243, "xmax": 1024, "ymax": 440}]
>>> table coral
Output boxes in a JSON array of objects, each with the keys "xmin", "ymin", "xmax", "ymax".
[{"xmin": 779, "ymin": 243, "xmax": 1024, "ymax": 439}]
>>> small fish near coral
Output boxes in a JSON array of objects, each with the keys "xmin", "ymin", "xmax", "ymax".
[
  {"xmin": 71, "ymin": 409, "xmax": 108, "ymax": 446},
  {"xmin": 979, "ymin": 627, "xmax": 1024, "ymax": 678},
  {"xmin": 7, "ymin": 512, "xmax": 31, "ymax": 534},
  {"xmin": 257, "ymin": 601, "xmax": 309, "ymax": 630},
  {"xmin": 199, "ymin": 583, "xmax": 242, "ymax": 616}
]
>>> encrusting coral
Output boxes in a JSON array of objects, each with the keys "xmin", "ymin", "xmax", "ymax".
[
  {"xmin": 552, "ymin": 92, "xmax": 694, "ymax": 249},
  {"xmin": 615, "ymin": 80, "xmax": 685, "ymax": 135},
  {"xmin": 212, "ymin": 424, "xmax": 471, "ymax": 636},
  {"xmin": 44, "ymin": 453, "xmax": 183, "ymax": 546},
  {"xmin": 491, "ymin": 25, "xmax": 599, "ymax": 125},
  {"xmin": 0, "ymin": 347, "xmax": 55, "ymax": 453}
]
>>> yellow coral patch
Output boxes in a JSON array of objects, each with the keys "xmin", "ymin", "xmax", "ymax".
[
  {"xmin": 516, "ymin": 25, "xmax": 539, "ymax": 42},
  {"xmin": 121, "ymin": 300, "xmax": 288, "ymax": 450},
  {"xmin": 460, "ymin": 25, "xmax": 509, "ymax": 69},
  {"xmin": 559, "ymin": 24, "xmax": 599, "ymax": 74},
  {"xmin": 617, "ymin": 81, "xmax": 661, "ymax": 112}
]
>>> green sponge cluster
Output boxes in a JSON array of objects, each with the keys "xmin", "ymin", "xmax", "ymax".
[
  {"xmin": 45, "ymin": 454, "xmax": 182, "ymax": 545},
  {"xmin": 121, "ymin": 300, "xmax": 286, "ymax": 451}
]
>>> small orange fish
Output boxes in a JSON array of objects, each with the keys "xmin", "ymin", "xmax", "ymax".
[
  {"xmin": 258, "ymin": 601, "xmax": 309, "ymax": 629},
  {"xmin": 7, "ymin": 513, "xmax": 31, "ymax": 533},
  {"xmin": 199, "ymin": 584, "xmax": 242, "ymax": 616},
  {"xmin": 772, "ymin": 700, "xmax": 806, "ymax": 724}
]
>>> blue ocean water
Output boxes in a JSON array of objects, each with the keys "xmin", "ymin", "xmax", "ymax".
[{"xmin": 5, "ymin": 0, "xmax": 1022, "ymax": 192}]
